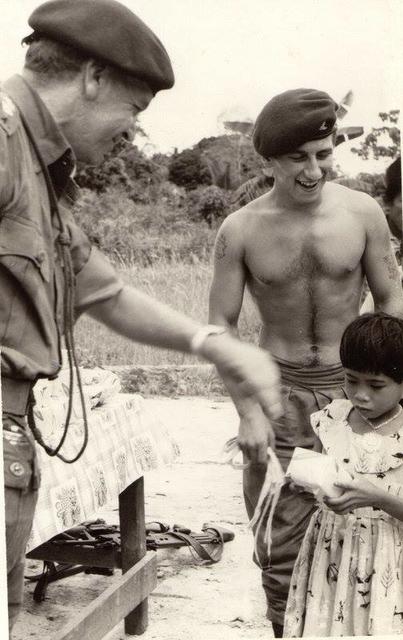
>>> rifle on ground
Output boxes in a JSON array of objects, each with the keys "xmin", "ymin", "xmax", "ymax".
[{"xmin": 26, "ymin": 519, "xmax": 235, "ymax": 602}]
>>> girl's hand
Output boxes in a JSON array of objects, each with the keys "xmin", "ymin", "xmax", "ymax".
[{"xmin": 324, "ymin": 476, "xmax": 381, "ymax": 514}]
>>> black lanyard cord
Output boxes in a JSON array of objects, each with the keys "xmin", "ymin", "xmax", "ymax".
[{"xmin": 19, "ymin": 110, "xmax": 89, "ymax": 463}]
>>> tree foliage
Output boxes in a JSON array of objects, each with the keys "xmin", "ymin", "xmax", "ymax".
[
  {"xmin": 75, "ymin": 139, "xmax": 169, "ymax": 204},
  {"xmin": 351, "ymin": 110, "xmax": 400, "ymax": 161},
  {"xmin": 197, "ymin": 135, "xmax": 265, "ymax": 190},
  {"xmin": 168, "ymin": 134, "xmax": 265, "ymax": 192},
  {"xmin": 186, "ymin": 185, "xmax": 230, "ymax": 226},
  {"xmin": 168, "ymin": 148, "xmax": 212, "ymax": 190}
]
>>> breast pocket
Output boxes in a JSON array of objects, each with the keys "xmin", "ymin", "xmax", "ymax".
[{"xmin": 0, "ymin": 215, "xmax": 50, "ymax": 282}]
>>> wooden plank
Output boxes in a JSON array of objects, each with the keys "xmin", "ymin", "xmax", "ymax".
[
  {"xmin": 119, "ymin": 476, "xmax": 148, "ymax": 634},
  {"xmin": 53, "ymin": 552, "xmax": 157, "ymax": 640}
]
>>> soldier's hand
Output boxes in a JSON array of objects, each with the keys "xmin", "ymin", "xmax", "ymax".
[
  {"xmin": 237, "ymin": 403, "xmax": 276, "ymax": 464},
  {"xmin": 200, "ymin": 333, "xmax": 283, "ymax": 423}
]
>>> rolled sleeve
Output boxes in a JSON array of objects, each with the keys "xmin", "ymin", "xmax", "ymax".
[{"xmin": 74, "ymin": 246, "xmax": 123, "ymax": 315}]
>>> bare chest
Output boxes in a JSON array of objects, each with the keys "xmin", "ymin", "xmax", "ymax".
[{"xmin": 245, "ymin": 217, "xmax": 366, "ymax": 286}]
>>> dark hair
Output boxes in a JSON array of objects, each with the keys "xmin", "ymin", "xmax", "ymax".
[
  {"xmin": 340, "ymin": 312, "xmax": 403, "ymax": 383},
  {"xmin": 384, "ymin": 156, "xmax": 401, "ymax": 205},
  {"xmin": 23, "ymin": 37, "xmax": 89, "ymax": 81}
]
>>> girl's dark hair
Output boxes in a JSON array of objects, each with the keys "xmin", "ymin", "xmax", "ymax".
[{"xmin": 340, "ymin": 312, "xmax": 403, "ymax": 383}]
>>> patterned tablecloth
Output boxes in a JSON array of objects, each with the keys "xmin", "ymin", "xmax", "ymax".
[{"xmin": 28, "ymin": 391, "xmax": 179, "ymax": 552}]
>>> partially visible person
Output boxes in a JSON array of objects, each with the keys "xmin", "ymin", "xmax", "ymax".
[
  {"xmin": 360, "ymin": 155, "xmax": 402, "ymax": 313},
  {"xmin": 284, "ymin": 312, "xmax": 403, "ymax": 637},
  {"xmin": 384, "ymin": 155, "xmax": 402, "ymax": 249},
  {"xmin": 209, "ymin": 88, "xmax": 403, "ymax": 635},
  {"xmin": 1, "ymin": 1, "xmax": 282, "ymax": 632}
]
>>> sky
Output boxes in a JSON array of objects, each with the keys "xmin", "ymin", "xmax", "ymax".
[{"xmin": 1, "ymin": 0, "xmax": 402, "ymax": 175}]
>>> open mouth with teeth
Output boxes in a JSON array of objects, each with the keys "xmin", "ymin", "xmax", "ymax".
[{"xmin": 296, "ymin": 179, "xmax": 321, "ymax": 191}]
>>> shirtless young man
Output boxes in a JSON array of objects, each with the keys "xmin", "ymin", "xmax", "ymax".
[{"xmin": 208, "ymin": 89, "xmax": 403, "ymax": 636}]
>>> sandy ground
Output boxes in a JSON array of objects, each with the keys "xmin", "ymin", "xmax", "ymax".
[{"xmin": 14, "ymin": 397, "xmax": 273, "ymax": 640}]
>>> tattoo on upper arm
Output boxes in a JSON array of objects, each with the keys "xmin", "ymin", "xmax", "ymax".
[
  {"xmin": 382, "ymin": 254, "xmax": 399, "ymax": 280},
  {"xmin": 215, "ymin": 232, "xmax": 228, "ymax": 260}
]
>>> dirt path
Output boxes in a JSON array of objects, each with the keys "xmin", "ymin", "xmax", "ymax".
[{"xmin": 14, "ymin": 397, "xmax": 273, "ymax": 639}]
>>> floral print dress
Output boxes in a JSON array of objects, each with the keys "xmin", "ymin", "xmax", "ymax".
[{"xmin": 284, "ymin": 398, "xmax": 403, "ymax": 637}]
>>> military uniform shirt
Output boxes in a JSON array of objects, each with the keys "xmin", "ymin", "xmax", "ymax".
[{"xmin": 0, "ymin": 75, "xmax": 123, "ymax": 414}]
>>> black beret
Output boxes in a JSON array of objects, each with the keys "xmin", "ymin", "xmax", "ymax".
[
  {"xmin": 253, "ymin": 88, "xmax": 338, "ymax": 159},
  {"xmin": 25, "ymin": 0, "xmax": 174, "ymax": 94}
]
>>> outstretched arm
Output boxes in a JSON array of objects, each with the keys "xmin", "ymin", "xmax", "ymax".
[
  {"xmin": 362, "ymin": 198, "xmax": 403, "ymax": 317},
  {"xmin": 87, "ymin": 280, "xmax": 282, "ymax": 438}
]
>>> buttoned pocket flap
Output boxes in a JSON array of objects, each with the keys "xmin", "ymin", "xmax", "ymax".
[
  {"xmin": 0, "ymin": 216, "xmax": 50, "ymax": 281},
  {"xmin": 3, "ymin": 436, "xmax": 33, "ymax": 490}
]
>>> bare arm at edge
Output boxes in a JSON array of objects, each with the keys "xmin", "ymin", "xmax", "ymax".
[{"xmin": 362, "ymin": 198, "xmax": 403, "ymax": 318}]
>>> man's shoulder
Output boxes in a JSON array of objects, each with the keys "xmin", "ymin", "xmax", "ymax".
[
  {"xmin": 327, "ymin": 181, "xmax": 381, "ymax": 214},
  {"xmin": 220, "ymin": 199, "xmax": 265, "ymax": 241},
  {"xmin": 0, "ymin": 90, "xmax": 20, "ymax": 137},
  {"xmin": 228, "ymin": 191, "xmax": 273, "ymax": 222},
  {"xmin": 327, "ymin": 179, "xmax": 372, "ymax": 199}
]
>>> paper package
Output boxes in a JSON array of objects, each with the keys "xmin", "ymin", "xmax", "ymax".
[{"xmin": 286, "ymin": 447, "xmax": 352, "ymax": 499}]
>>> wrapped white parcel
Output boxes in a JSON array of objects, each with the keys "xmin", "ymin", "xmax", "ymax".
[{"xmin": 286, "ymin": 447, "xmax": 352, "ymax": 499}]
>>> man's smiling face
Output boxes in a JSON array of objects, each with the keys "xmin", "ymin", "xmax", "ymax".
[{"xmin": 270, "ymin": 134, "xmax": 335, "ymax": 205}]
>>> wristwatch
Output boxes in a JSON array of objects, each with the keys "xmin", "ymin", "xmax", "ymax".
[{"xmin": 190, "ymin": 324, "xmax": 228, "ymax": 354}]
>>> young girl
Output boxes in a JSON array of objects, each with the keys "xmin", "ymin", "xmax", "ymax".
[{"xmin": 284, "ymin": 312, "xmax": 403, "ymax": 637}]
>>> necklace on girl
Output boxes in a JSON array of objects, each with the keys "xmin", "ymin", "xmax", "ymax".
[{"xmin": 357, "ymin": 405, "xmax": 402, "ymax": 431}]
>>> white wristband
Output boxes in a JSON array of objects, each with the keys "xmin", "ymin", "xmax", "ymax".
[{"xmin": 190, "ymin": 324, "xmax": 228, "ymax": 354}]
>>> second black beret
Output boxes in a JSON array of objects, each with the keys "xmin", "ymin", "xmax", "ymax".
[{"xmin": 253, "ymin": 88, "xmax": 338, "ymax": 159}]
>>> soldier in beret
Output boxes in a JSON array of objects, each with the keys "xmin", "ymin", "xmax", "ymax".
[
  {"xmin": 0, "ymin": 0, "xmax": 283, "ymax": 631},
  {"xmin": 209, "ymin": 88, "xmax": 403, "ymax": 636}
]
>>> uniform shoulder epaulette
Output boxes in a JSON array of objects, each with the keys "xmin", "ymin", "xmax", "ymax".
[{"xmin": 0, "ymin": 91, "xmax": 19, "ymax": 136}]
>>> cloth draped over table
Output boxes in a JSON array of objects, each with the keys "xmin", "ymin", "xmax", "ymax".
[{"xmin": 28, "ymin": 369, "xmax": 179, "ymax": 552}]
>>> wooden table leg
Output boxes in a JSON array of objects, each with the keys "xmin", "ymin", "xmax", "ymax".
[
  {"xmin": 29, "ymin": 474, "xmax": 156, "ymax": 640},
  {"xmin": 119, "ymin": 475, "xmax": 148, "ymax": 635}
]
